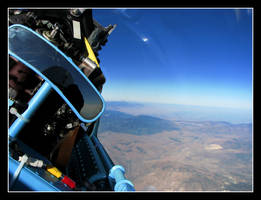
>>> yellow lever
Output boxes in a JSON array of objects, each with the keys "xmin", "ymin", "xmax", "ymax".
[
  {"xmin": 46, "ymin": 166, "xmax": 62, "ymax": 178},
  {"xmin": 84, "ymin": 37, "xmax": 100, "ymax": 68}
]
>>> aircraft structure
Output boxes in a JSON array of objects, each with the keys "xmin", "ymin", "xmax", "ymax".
[{"xmin": 8, "ymin": 8, "xmax": 135, "ymax": 191}]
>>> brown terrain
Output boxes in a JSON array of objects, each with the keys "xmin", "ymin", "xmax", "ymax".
[{"xmin": 98, "ymin": 118, "xmax": 252, "ymax": 191}]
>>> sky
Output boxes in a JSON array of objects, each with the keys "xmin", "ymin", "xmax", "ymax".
[{"xmin": 92, "ymin": 8, "xmax": 253, "ymax": 111}]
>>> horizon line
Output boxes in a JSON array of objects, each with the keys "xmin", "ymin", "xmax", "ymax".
[{"xmin": 104, "ymin": 99, "xmax": 252, "ymax": 111}]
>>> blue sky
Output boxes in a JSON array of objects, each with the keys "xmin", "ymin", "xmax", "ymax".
[{"xmin": 93, "ymin": 8, "xmax": 252, "ymax": 110}]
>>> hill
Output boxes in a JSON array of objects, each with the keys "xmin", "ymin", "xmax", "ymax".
[{"xmin": 99, "ymin": 110, "xmax": 179, "ymax": 135}]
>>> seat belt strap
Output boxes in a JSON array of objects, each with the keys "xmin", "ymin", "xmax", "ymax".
[{"xmin": 55, "ymin": 126, "xmax": 80, "ymax": 168}]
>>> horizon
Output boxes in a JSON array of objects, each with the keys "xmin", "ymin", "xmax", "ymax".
[
  {"xmin": 103, "ymin": 99, "xmax": 252, "ymax": 111},
  {"xmin": 93, "ymin": 8, "xmax": 253, "ymax": 111},
  {"xmin": 103, "ymin": 100, "xmax": 252, "ymax": 124}
]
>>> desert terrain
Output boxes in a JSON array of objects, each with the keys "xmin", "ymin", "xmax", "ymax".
[{"xmin": 97, "ymin": 103, "xmax": 252, "ymax": 191}]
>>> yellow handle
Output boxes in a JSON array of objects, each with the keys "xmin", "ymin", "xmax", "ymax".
[
  {"xmin": 84, "ymin": 37, "xmax": 100, "ymax": 68},
  {"xmin": 46, "ymin": 166, "xmax": 62, "ymax": 178}
]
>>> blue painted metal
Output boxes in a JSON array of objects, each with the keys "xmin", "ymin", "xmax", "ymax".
[
  {"xmin": 9, "ymin": 157, "xmax": 67, "ymax": 191},
  {"xmin": 9, "ymin": 81, "xmax": 52, "ymax": 138},
  {"xmin": 8, "ymin": 24, "xmax": 135, "ymax": 192},
  {"xmin": 8, "ymin": 99, "xmax": 14, "ymax": 107},
  {"xmin": 91, "ymin": 129, "xmax": 135, "ymax": 191},
  {"xmin": 109, "ymin": 165, "xmax": 135, "ymax": 191},
  {"xmin": 8, "ymin": 24, "xmax": 105, "ymax": 123},
  {"xmin": 8, "ymin": 136, "xmax": 71, "ymax": 191}
]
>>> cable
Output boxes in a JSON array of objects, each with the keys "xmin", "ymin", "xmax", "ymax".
[
  {"xmin": 9, "ymin": 107, "xmax": 29, "ymax": 123},
  {"xmin": 10, "ymin": 154, "xmax": 28, "ymax": 188},
  {"xmin": 19, "ymin": 156, "xmax": 45, "ymax": 168}
]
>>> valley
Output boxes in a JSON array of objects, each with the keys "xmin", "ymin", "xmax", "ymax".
[{"xmin": 97, "ymin": 107, "xmax": 253, "ymax": 191}]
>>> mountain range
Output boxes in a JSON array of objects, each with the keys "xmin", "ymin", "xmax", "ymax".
[
  {"xmin": 104, "ymin": 101, "xmax": 252, "ymax": 124},
  {"xmin": 99, "ymin": 110, "xmax": 179, "ymax": 135}
]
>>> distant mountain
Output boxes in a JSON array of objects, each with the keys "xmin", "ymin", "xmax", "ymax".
[
  {"xmin": 176, "ymin": 120, "xmax": 252, "ymax": 136},
  {"xmin": 105, "ymin": 101, "xmax": 144, "ymax": 109},
  {"xmin": 104, "ymin": 101, "xmax": 252, "ymax": 124},
  {"xmin": 98, "ymin": 110, "xmax": 179, "ymax": 135}
]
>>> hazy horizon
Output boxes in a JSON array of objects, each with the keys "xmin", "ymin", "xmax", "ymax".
[
  {"xmin": 94, "ymin": 8, "xmax": 252, "ymax": 111},
  {"xmin": 103, "ymin": 100, "xmax": 252, "ymax": 124}
]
